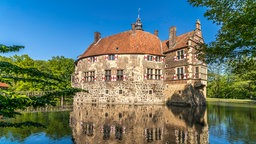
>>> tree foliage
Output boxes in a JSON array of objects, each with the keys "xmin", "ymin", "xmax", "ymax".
[
  {"xmin": 0, "ymin": 44, "xmax": 82, "ymax": 122},
  {"xmin": 0, "ymin": 55, "xmax": 74, "ymax": 91},
  {"xmin": 207, "ymin": 59, "xmax": 256, "ymax": 99},
  {"xmin": 188, "ymin": 0, "xmax": 256, "ymax": 63},
  {"xmin": 188, "ymin": 0, "xmax": 256, "ymax": 99}
]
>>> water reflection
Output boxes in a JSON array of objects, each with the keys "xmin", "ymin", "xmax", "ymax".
[{"xmin": 70, "ymin": 103, "xmax": 208, "ymax": 144}]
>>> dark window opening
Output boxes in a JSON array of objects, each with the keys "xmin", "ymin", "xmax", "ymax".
[
  {"xmin": 146, "ymin": 128, "xmax": 154, "ymax": 142},
  {"xmin": 103, "ymin": 124, "xmax": 111, "ymax": 140},
  {"xmin": 82, "ymin": 123, "xmax": 94, "ymax": 136},
  {"xmin": 108, "ymin": 54, "xmax": 115, "ymax": 60},
  {"xmin": 177, "ymin": 50, "xmax": 184, "ymax": 60},
  {"xmin": 85, "ymin": 71, "xmax": 95, "ymax": 82},
  {"xmin": 195, "ymin": 67, "xmax": 199, "ymax": 78},
  {"xmin": 115, "ymin": 125, "xmax": 123, "ymax": 140},
  {"xmin": 105, "ymin": 70, "xmax": 111, "ymax": 81},
  {"xmin": 90, "ymin": 57, "xmax": 96, "ymax": 62},
  {"xmin": 177, "ymin": 67, "xmax": 184, "ymax": 79},
  {"xmin": 147, "ymin": 68, "xmax": 153, "ymax": 80},
  {"xmin": 155, "ymin": 56, "xmax": 161, "ymax": 62},
  {"xmin": 117, "ymin": 70, "xmax": 124, "ymax": 81},
  {"xmin": 147, "ymin": 55, "xmax": 153, "ymax": 61},
  {"xmin": 155, "ymin": 69, "xmax": 161, "ymax": 80}
]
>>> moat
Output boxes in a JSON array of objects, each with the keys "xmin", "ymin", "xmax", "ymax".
[{"xmin": 0, "ymin": 103, "xmax": 255, "ymax": 144}]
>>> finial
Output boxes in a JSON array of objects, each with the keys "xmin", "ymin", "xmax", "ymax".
[
  {"xmin": 138, "ymin": 8, "xmax": 141, "ymax": 18},
  {"xmin": 135, "ymin": 8, "xmax": 143, "ymax": 30},
  {"xmin": 196, "ymin": 19, "xmax": 201, "ymax": 30}
]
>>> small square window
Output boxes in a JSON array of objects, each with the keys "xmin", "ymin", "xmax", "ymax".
[
  {"xmin": 105, "ymin": 70, "xmax": 111, "ymax": 81},
  {"xmin": 119, "ymin": 90, "xmax": 123, "ymax": 94},
  {"xmin": 149, "ymin": 90, "xmax": 153, "ymax": 94},
  {"xmin": 106, "ymin": 90, "xmax": 109, "ymax": 94},
  {"xmin": 155, "ymin": 56, "xmax": 161, "ymax": 62},
  {"xmin": 108, "ymin": 54, "xmax": 115, "ymax": 60},
  {"xmin": 117, "ymin": 70, "xmax": 124, "ymax": 81},
  {"xmin": 90, "ymin": 57, "xmax": 96, "ymax": 62},
  {"xmin": 147, "ymin": 55, "xmax": 153, "ymax": 61}
]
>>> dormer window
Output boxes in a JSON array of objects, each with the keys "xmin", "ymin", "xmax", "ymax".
[{"xmin": 177, "ymin": 50, "xmax": 184, "ymax": 60}]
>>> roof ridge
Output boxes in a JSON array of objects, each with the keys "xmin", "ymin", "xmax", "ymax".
[{"xmin": 177, "ymin": 30, "xmax": 195, "ymax": 38}]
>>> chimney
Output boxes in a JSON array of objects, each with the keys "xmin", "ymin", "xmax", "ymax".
[
  {"xmin": 154, "ymin": 30, "xmax": 158, "ymax": 37},
  {"xmin": 94, "ymin": 32, "xmax": 101, "ymax": 43},
  {"xmin": 169, "ymin": 26, "xmax": 176, "ymax": 47},
  {"xmin": 131, "ymin": 23, "xmax": 135, "ymax": 32}
]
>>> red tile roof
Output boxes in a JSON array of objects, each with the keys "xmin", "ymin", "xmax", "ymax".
[
  {"xmin": 78, "ymin": 29, "xmax": 196, "ymax": 60},
  {"xmin": 79, "ymin": 30, "xmax": 163, "ymax": 59},
  {"xmin": 162, "ymin": 31, "xmax": 195, "ymax": 53},
  {"xmin": 0, "ymin": 82, "xmax": 9, "ymax": 88}
]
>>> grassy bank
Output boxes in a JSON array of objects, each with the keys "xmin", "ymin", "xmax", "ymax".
[{"xmin": 207, "ymin": 98, "xmax": 256, "ymax": 104}]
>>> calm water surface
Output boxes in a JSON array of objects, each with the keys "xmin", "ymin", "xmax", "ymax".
[{"xmin": 0, "ymin": 103, "xmax": 255, "ymax": 144}]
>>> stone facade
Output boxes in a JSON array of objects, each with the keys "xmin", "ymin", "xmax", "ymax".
[
  {"xmin": 73, "ymin": 54, "xmax": 164, "ymax": 104},
  {"xmin": 72, "ymin": 18, "xmax": 207, "ymax": 105}
]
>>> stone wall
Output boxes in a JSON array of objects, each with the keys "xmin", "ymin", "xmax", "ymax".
[
  {"xmin": 166, "ymin": 82, "xmax": 206, "ymax": 106},
  {"xmin": 73, "ymin": 54, "xmax": 165, "ymax": 104}
]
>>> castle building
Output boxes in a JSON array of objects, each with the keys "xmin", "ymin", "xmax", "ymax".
[{"xmin": 72, "ymin": 16, "xmax": 207, "ymax": 105}]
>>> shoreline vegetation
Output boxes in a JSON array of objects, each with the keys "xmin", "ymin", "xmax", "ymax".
[{"xmin": 207, "ymin": 98, "xmax": 256, "ymax": 105}]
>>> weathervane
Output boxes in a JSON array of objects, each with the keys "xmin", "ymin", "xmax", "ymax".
[{"xmin": 138, "ymin": 8, "xmax": 141, "ymax": 18}]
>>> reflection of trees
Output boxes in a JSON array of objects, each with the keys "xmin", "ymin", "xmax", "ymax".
[
  {"xmin": 0, "ymin": 111, "xmax": 71, "ymax": 142},
  {"xmin": 207, "ymin": 104, "xmax": 256, "ymax": 143}
]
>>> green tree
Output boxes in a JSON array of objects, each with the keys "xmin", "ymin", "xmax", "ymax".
[
  {"xmin": 188, "ymin": 0, "xmax": 256, "ymax": 99},
  {"xmin": 188, "ymin": 0, "xmax": 256, "ymax": 63},
  {"xmin": 0, "ymin": 55, "xmax": 75, "ymax": 91},
  {"xmin": 207, "ymin": 60, "xmax": 256, "ymax": 99},
  {"xmin": 0, "ymin": 44, "xmax": 82, "ymax": 124}
]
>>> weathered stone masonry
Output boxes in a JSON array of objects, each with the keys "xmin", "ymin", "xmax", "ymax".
[
  {"xmin": 72, "ymin": 18, "xmax": 207, "ymax": 105},
  {"xmin": 73, "ymin": 54, "xmax": 165, "ymax": 104}
]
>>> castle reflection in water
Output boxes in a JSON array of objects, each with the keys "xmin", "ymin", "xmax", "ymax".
[{"xmin": 70, "ymin": 103, "xmax": 208, "ymax": 144}]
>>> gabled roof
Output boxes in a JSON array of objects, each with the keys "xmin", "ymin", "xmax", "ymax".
[
  {"xmin": 78, "ymin": 30, "xmax": 163, "ymax": 59},
  {"xmin": 0, "ymin": 82, "xmax": 9, "ymax": 88},
  {"xmin": 162, "ymin": 31, "xmax": 195, "ymax": 53}
]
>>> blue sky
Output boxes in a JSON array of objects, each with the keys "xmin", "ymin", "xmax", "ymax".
[{"xmin": 0, "ymin": 0, "xmax": 219, "ymax": 60}]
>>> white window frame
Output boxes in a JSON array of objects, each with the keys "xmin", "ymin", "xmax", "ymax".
[
  {"xmin": 108, "ymin": 54, "xmax": 115, "ymax": 60},
  {"xmin": 177, "ymin": 67, "xmax": 184, "ymax": 80},
  {"xmin": 177, "ymin": 49, "xmax": 184, "ymax": 60}
]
